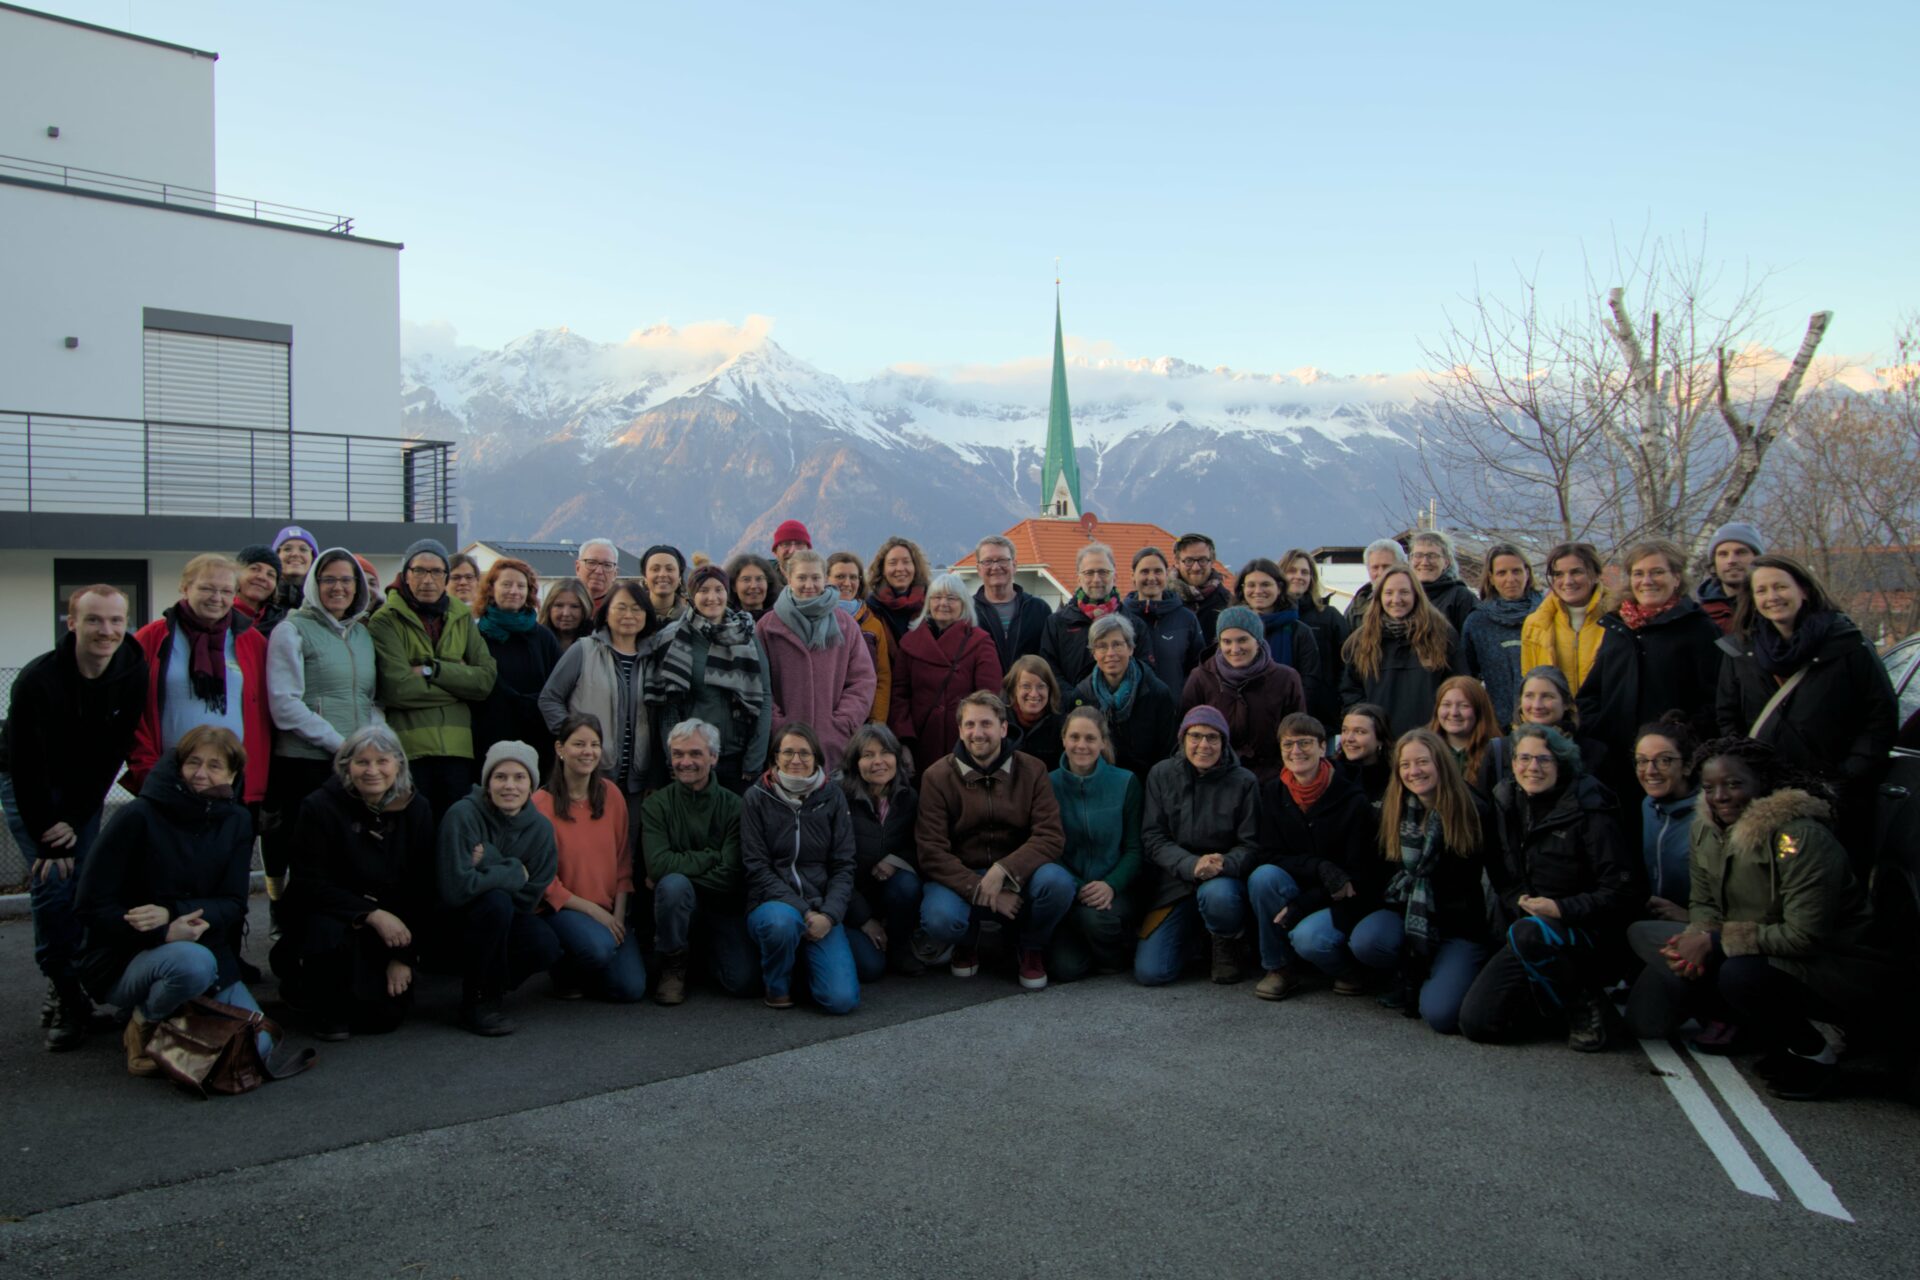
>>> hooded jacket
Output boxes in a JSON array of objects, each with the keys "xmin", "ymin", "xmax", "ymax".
[
  {"xmin": 0, "ymin": 630, "xmax": 145, "ymax": 855},
  {"xmin": 974, "ymin": 584, "xmax": 1053, "ymax": 671},
  {"xmin": 1049, "ymin": 755, "xmax": 1144, "ymax": 892},
  {"xmin": 1461, "ymin": 591, "xmax": 1544, "ymax": 727},
  {"xmin": 889, "ymin": 619, "xmax": 1004, "ymax": 767},
  {"xmin": 740, "ymin": 774, "xmax": 857, "ymax": 922},
  {"xmin": 1122, "ymin": 593, "xmax": 1207, "ymax": 696},
  {"xmin": 268, "ymin": 549, "xmax": 380, "ymax": 759},
  {"xmin": 1140, "ymin": 742, "xmax": 1263, "ymax": 909},
  {"xmin": 281, "ymin": 773, "xmax": 436, "ymax": 963},
  {"xmin": 1038, "ymin": 600, "xmax": 1151, "ymax": 689},
  {"xmin": 127, "ymin": 605, "xmax": 274, "ymax": 803},
  {"xmin": 1420, "ymin": 574, "xmax": 1480, "ymax": 635},
  {"xmin": 367, "ymin": 589, "xmax": 498, "ymax": 762},
  {"xmin": 915, "ymin": 740, "xmax": 1065, "ymax": 895},
  {"xmin": 1069, "ymin": 661, "xmax": 1178, "ymax": 780},
  {"xmin": 1486, "ymin": 774, "xmax": 1636, "ymax": 929},
  {"xmin": 1574, "ymin": 598, "xmax": 1722, "ymax": 776},
  {"xmin": 1519, "ymin": 585, "xmax": 1617, "ymax": 694},
  {"xmin": 1258, "ymin": 768, "xmax": 1382, "ymax": 932},
  {"xmin": 72, "ymin": 754, "xmax": 254, "ymax": 999},
  {"xmin": 435, "ymin": 785, "xmax": 557, "ymax": 911},
  {"xmin": 1178, "ymin": 656, "xmax": 1304, "ymax": 784},
  {"xmin": 1686, "ymin": 788, "xmax": 1886, "ymax": 1011},
  {"xmin": 1714, "ymin": 613, "xmax": 1896, "ymax": 795}
]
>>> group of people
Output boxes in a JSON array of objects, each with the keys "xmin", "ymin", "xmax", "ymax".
[{"xmin": 0, "ymin": 516, "xmax": 1903, "ymax": 1102}]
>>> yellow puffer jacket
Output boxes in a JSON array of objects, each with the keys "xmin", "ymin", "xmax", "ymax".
[{"xmin": 1519, "ymin": 584, "xmax": 1616, "ymax": 692}]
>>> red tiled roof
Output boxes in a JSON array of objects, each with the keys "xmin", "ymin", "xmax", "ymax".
[{"xmin": 954, "ymin": 515, "xmax": 1226, "ymax": 589}]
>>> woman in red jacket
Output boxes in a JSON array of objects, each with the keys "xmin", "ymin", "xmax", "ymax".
[{"xmin": 888, "ymin": 574, "xmax": 1004, "ymax": 773}]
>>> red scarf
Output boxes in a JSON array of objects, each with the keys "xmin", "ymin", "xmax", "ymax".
[
  {"xmin": 1617, "ymin": 595, "xmax": 1682, "ymax": 631},
  {"xmin": 1074, "ymin": 589, "xmax": 1121, "ymax": 620},
  {"xmin": 1282, "ymin": 758, "xmax": 1334, "ymax": 810},
  {"xmin": 872, "ymin": 583, "xmax": 926, "ymax": 616},
  {"xmin": 170, "ymin": 600, "xmax": 235, "ymax": 713}
]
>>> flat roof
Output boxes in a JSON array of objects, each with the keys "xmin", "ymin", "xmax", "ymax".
[
  {"xmin": 0, "ymin": 174, "xmax": 403, "ymax": 250},
  {"xmin": 0, "ymin": 3, "xmax": 218, "ymax": 60}
]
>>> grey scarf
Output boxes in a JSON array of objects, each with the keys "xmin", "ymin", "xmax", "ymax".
[{"xmin": 773, "ymin": 587, "xmax": 843, "ymax": 651}]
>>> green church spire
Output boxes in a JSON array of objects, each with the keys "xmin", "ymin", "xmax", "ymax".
[{"xmin": 1039, "ymin": 284, "xmax": 1082, "ymax": 519}]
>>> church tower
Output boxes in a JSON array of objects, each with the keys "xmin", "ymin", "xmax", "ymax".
[{"xmin": 1038, "ymin": 284, "xmax": 1082, "ymax": 520}]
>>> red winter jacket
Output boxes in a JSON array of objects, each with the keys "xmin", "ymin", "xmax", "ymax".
[
  {"xmin": 889, "ymin": 621, "xmax": 1003, "ymax": 768},
  {"xmin": 127, "ymin": 608, "xmax": 273, "ymax": 803}
]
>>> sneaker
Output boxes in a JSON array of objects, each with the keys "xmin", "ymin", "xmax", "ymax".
[
  {"xmin": 459, "ymin": 1000, "xmax": 516, "ymax": 1037},
  {"xmin": 1017, "ymin": 948, "xmax": 1048, "ymax": 991},
  {"xmin": 122, "ymin": 1013, "xmax": 159, "ymax": 1077},
  {"xmin": 1254, "ymin": 967, "xmax": 1302, "ymax": 1001},
  {"xmin": 949, "ymin": 946, "xmax": 980, "ymax": 979},
  {"xmin": 45, "ymin": 980, "xmax": 92, "ymax": 1053},
  {"xmin": 654, "ymin": 952, "xmax": 689, "ymax": 1007},
  {"xmin": 39, "ymin": 979, "xmax": 58, "ymax": 1029},
  {"xmin": 763, "ymin": 990, "xmax": 795, "ymax": 1010},
  {"xmin": 1209, "ymin": 935, "xmax": 1244, "ymax": 985},
  {"xmin": 911, "ymin": 930, "xmax": 954, "ymax": 967},
  {"xmin": 1765, "ymin": 1054, "xmax": 1838, "ymax": 1102},
  {"xmin": 1332, "ymin": 977, "xmax": 1368, "ymax": 997},
  {"xmin": 1566, "ymin": 991, "xmax": 1614, "ymax": 1054}
]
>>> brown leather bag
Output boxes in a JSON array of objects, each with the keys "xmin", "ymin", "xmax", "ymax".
[{"xmin": 145, "ymin": 997, "xmax": 313, "ymax": 1097}]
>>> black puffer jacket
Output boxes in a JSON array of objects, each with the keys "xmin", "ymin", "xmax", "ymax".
[
  {"xmin": 1038, "ymin": 602, "xmax": 1150, "ymax": 689},
  {"xmin": 1258, "ymin": 769, "xmax": 1383, "ymax": 932},
  {"xmin": 839, "ymin": 773, "xmax": 919, "ymax": 876},
  {"xmin": 1141, "ymin": 743, "xmax": 1263, "ymax": 910},
  {"xmin": 281, "ymin": 774, "xmax": 438, "ymax": 963},
  {"xmin": 1575, "ymin": 599, "xmax": 1722, "ymax": 776},
  {"xmin": 1715, "ymin": 613, "xmax": 1896, "ymax": 799},
  {"xmin": 1421, "ymin": 575, "xmax": 1480, "ymax": 635},
  {"xmin": 1485, "ymin": 774, "xmax": 1635, "ymax": 929},
  {"xmin": 72, "ymin": 755, "xmax": 254, "ymax": 999},
  {"xmin": 741, "ymin": 776, "xmax": 857, "ymax": 923}
]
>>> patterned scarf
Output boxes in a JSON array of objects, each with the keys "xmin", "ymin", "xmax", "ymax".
[
  {"xmin": 646, "ymin": 607, "xmax": 766, "ymax": 721},
  {"xmin": 871, "ymin": 582, "xmax": 926, "ymax": 619},
  {"xmin": 1074, "ymin": 589, "xmax": 1122, "ymax": 620},
  {"xmin": 773, "ymin": 587, "xmax": 844, "ymax": 651},
  {"xmin": 1617, "ymin": 595, "xmax": 1683, "ymax": 631},
  {"xmin": 1282, "ymin": 757, "xmax": 1334, "ymax": 810},
  {"xmin": 1383, "ymin": 802, "xmax": 1442, "ymax": 956},
  {"xmin": 1380, "ymin": 615, "xmax": 1411, "ymax": 642},
  {"xmin": 167, "ymin": 602, "xmax": 235, "ymax": 714}
]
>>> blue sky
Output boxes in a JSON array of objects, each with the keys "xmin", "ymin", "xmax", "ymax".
[{"xmin": 52, "ymin": 0, "xmax": 1920, "ymax": 378}]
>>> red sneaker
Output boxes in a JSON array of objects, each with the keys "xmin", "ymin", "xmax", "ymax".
[
  {"xmin": 1018, "ymin": 947, "xmax": 1048, "ymax": 991},
  {"xmin": 949, "ymin": 945, "xmax": 979, "ymax": 978}
]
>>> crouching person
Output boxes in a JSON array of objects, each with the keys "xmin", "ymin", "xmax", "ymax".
[
  {"xmin": 916, "ymin": 692, "xmax": 1072, "ymax": 990},
  {"xmin": 436, "ymin": 741, "xmax": 561, "ymax": 1036},
  {"xmin": 533, "ymin": 714, "xmax": 646, "ymax": 1004},
  {"xmin": 743, "ymin": 723, "xmax": 860, "ymax": 1013},
  {"xmin": 642, "ymin": 719, "xmax": 756, "ymax": 1004},
  {"xmin": 1047, "ymin": 706, "xmax": 1144, "ymax": 982},
  {"xmin": 274, "ymin": 725, "xmax": 435, "ymax": 1040}
]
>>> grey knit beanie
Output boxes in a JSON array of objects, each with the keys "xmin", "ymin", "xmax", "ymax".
[
  {"xmin": 481, "ymin": 740, "xmax": 540, "ymax": 785},
  {"xmin": 1708, "ymin": 521, "xmax": 1765, "ymax": 557}
]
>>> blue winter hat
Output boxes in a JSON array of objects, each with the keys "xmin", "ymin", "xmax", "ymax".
[
  {"xmin": 1215, "ymin": 605, "xmax": 1262, "ymax": 641},
  {"xmin": 273, "ymin": 524, "xmax": 319, "ymax": 555}
]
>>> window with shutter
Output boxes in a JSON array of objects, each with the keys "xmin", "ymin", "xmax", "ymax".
[{"xmin": 140, "ymin": 309, "xmax": 292, "ymax": 516}]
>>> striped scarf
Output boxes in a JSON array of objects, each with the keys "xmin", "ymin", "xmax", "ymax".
[
  {"xmin": 645, "ymin": 608, "xmax": 766, "ymax": 723},
  {"xmin": 1383, "ymin": 804, "xmax": 1442, "ymax": 956}
]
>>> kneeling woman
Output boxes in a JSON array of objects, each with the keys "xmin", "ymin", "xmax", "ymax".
[
  {"xmin": 1347, "ymin": 728, "xmax": 1492, "ymax": 1034},
  {"xmin": 1625, "ymin": 738, "xmax": 1888, "ymax": 1100},
  {"xmin": 1459, "ymin": 725, "xmax": 1635, "ymax": 1051},
  {"xmin": 742, "ymin": 723, "xmax": 860, "ymax": 1014},
  {"xmin": 436, "ymin": 741, "xmax": 562, "ymax": 1035},
  {"xmin": 274, "ymin": 725, "xmax": 436, "ymax": 1040},
  {"xmin": 1049, "ymin": 707, "xmax": 1145, "ymax": 982},
  {"xmin": 74, "ymin": 727, "xmax": 269, "ymax": 1076},
  {"xmin": 837, "ymin": 724, "xmax": 924, "ymax": 981},
  {"xmin": 533, "ymin": 714, "xmax": 647, "ymax": 1003}
]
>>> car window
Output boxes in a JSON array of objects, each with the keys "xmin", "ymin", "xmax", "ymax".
[{"xmin": 1886, "ymin": 639, "xmax": 1920, "ymax": 729}]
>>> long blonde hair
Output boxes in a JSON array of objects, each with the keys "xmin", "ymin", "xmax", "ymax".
[
  {"xmin": 1378, "ymin": 728, "xmax": 1481, "ymax": 860},
  {"xmin": 1342, "ymin": 567, "xmax": 1453, "ymax": 681}
]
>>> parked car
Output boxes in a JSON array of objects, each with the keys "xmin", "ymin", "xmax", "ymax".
[{"xmin": 1872, "ymin": 637, "xmax": 1920, "ymax": 1094}]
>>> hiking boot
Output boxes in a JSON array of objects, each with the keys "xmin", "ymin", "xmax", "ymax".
[
  {"xmin": 1332, "ymin": 976, "xmax": 1369, "ymax": 997},
  {"xmin": 1209, "ymin": 935, "xmax": 1244, "ymax": 985},
  {"xmin": 1254, "ymin": 967, "xmax": 1302, "ymax": 1002},
  {"xmin": 39, "ymin": 979, "xmax": 58, "ymax": 1029},
  {"xmin": 122, "ymin": 1011, "xmax": 159, "ymax": 1077},
  {"xmin": 1017, "ymin": 948, "xmax": 1048, "ymax": 991},
  {"xmin": 45, "ymin": 980, "xmax": 92, "ymax": 1053},
  {"xmin": 911, "ymin": 929, "xmax": 953, "ymax": 967},
  {"xmin": 654, "ymin": 952, "xmax": 689, "ymax": 1006},
  {"xmin": 763, "ymin": 990, "xmax": 795, "ymax": 1010},
  {"xmin": 459, "ymin": 999, "xmax": 515, "ymax": 1037},
  {"xmin": 1567, "ymin": 991, "xmax": 1614, "ymax": 1054},
  {"xmin": 949, "ymin": 945, "xmax": 980, "ymax": 978}
]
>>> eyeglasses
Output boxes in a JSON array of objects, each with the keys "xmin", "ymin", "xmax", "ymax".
[
  {"xmin": 406, "ymin": 566, "xmax": 447, "ymax": 580},
  {"xmin": 579, "ymin": 558, "xmax": 618, "ymax": 570},
  {"xmin": 978, "ymin": 558, "xmax": 1013, "ymax": 568},
  {"xmin": 1184, "ymin": 731, "xmax": 1223, "ymax": 745},
  {"xmin": 1177, "ymin": 556, "xmax": 1213, "ymax": 568},
  {"xmin": 775, "ymin": 748, "xmax": 814, "ymax": 763},
  {"xmin": 1408, "ymin": 552, "xmax": 1445, "ymax": 565},
  {"xmin": 1514, "ymin": 752, "xmax": 1557, "ymax": 767},
  {"xmin": 1280, "ymin": 739, "xmax": 1321, "ymax": 754},
  {"xmin": 1634, "ymin": 754, "xmax": 1682, "ymax": 771}
]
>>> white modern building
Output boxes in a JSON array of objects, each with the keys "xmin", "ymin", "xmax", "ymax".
[{"xmin": 0, "ymin": 3, "xmax": 455, "ymax": 669}]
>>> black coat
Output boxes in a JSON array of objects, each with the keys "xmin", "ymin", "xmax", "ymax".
[
  {"xmin": 1039, "ymin": 602, "xmax": 1150, "ymax": 689},
  {"xmin": 1485, "ymin": 775, "xmax": 1636, "ymax": 930},
  {"xmin": 1421, "ymin": 575, "xmax": 1480, "ymax": 635},
  {"xmin": 280, "ymin": 774, "xmax": 438, "ymax": 964},
  {"xmin": 1123, "ymin": 594, "xmax": 1207, "ymax": 696},
  {"xmin": 1258, "ymin": 770, "xmax": 1384, "ymax": 933},
  {"xmin": 1395, "ymin": 795, "xmax": 1494, "ymax": 943},
  {"xmin": 72, "ymin": 756, "xmax": 254, "ymax": 1000},
  {"xmin": 1334, "ymin": 752, "xmax": 1391, "ymax": 808},
  {"xmin": 1069, "ymin": 662, "xmax": 1179, "ymax": 780},
  {"xmin": 1141, "ymin": 745, "xmax": 1264, "ymax": 910},
  {"xmin": 1715, "ymin": 613, "xmax": 1896, "ymax": 802},
  {"xmin": 740, "ymin": 778, "xmax": 857, "ymax": 922},
  {"xmin": 0, "ymin": 631, "xmax": 146, "ymax": 857},
  {"xmin": 1295, "ymin": 597, "xmax": 1351, "ymax": 725},
  {"xmin": 973, "ymin": 586, "xmax": 1053, "ymax": 671},
  {"xmin": 1178, "ymin": 579, "xmax": 1234, "ymax": 644},
  {"xmin": 839, "ymin": 774, "xmax": 919, "ymax": 875},
  {"xmin": 1574, "ymin": 599, "xmax": 1722, "ymax": 777},
  {"xmin": 1338, "ymin": 628, "xmax": 1461, "ymax": 754},
  {"xmin": 1011, "ymin": 708, "xmax": 1064, "ymax": 770},
  {"xmin": 473, "ymin": 622, "xmax": 562, "ymax": 771}
]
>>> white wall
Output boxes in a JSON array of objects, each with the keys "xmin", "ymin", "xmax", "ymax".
[
  {"xmin": 0, "ymin": 8, "xmax": 215, "ymax": 190},
  {"xmin": 0, "ymin": 183, "xmax": 401, "ymax": 436}
]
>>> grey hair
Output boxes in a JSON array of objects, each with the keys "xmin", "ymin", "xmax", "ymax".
[
  {"xmin": 1410, "ymin": 529, "xmax": 1459, "ymax": 575},
  {"xmin": 579, "ymin": 538, "xmax": 618, "ymax": 562},
  {"xmin": 1088, "ymin": 612, "xmax": 1136, "ymax": 650},
  {"xmin": 1509, "ymin": 723, "xmax": 1584, "ymax": 777},
  {"xmin": 333, "ymin": 723, "xmax": 414, "ymax": 810},
  {"xmin": 975, "ymin": 534, "xmax": 1017, "ymax": 563},
  {"xmin": 665, "ymin": 718, "xmax": 722, "ymax": 757},
  {"xmin": 1076, "ymin": 542, "xmax": 1116, "ymax": 572},
  {"xmin": 914, "ymin": 573, "xmax": 980, "ymax": 629},
  {"xmin": 1364, "ymin": 537, "xmax": 1407, "ymax": 565}
]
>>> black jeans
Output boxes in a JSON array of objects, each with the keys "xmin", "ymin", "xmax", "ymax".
[
  {"xmin": 450, "ymin": 889, "xmax": 561, "ymax": 1004},
  {"xmin": 272, "ymin": 914, "xmax": 411, "ymax": 1032},
  {"xmin": 1459, "ymin": 915, "xmax": 1604, "ymax": 1043},
  {"xmin": 1625, "ymin": 919, "xmax": 1837, "ymax": 1046}
]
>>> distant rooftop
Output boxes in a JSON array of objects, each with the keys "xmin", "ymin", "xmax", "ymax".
[
  {"xmin": 465, "ymin": 538, "xmax": 643, "ymax": 579},
  {"xmin": 0, "ymin": 3, "xmax": 218, "ymax": 60}
]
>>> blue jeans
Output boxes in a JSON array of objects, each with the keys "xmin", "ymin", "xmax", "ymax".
[
  {"xmin": 0, "ymin": 771, "xmax": 103, "ymax": 981},
  {"xmin": 846, "ymin": 868, "xmax": 924, "ymax": 981},
  {"xmin": 105, "ymin": 942, "xmax": 271, "ymax": 1055},
  {"xmin": 747, "ymin": 901, "xmax": 859, "ymax": 1015},
  {"xmin": 652, "ymin": 874, "xmax": 759, "ymax": 995},
  {"xmin": 919, "ymin": 862, "xmax": 1075, "ymax": 953},
  {"xmin": 1133, "ymin": 876, "xmax": 1249, "ymax": 986},
  {"xmin": 547, "ymin": 907, "xmax": 648, "ymax": 1003},
  {"xmin": 1246, "ymin": 865, "xmax": 1301, "ymax": 973},
  {"xmin": 1288, "ymin": 907, "xmax": 1359, "ymax": 980},
  {"xmin": 1348, "ymin": 908, "xmax": 1490, "ymax": 1035}
]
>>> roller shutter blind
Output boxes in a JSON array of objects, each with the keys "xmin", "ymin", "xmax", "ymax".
[
  {"xmin": 141, "ymin": 325, "xmax": 292, "ymax": 515},
  {"xmin": 142, "ymin": 328, "xmax": 290, "ymax": 430}
]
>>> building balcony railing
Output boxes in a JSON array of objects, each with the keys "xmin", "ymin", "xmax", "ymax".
[
  {"xmin": 0, "ymin": 152, "xmax": 356, "ymax": 234},
  {"xmin": 0, "ymin": 410, "xmax": 455, "ymax": 525}
]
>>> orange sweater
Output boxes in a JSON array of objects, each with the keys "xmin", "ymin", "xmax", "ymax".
[{"xmin": 532, "ymin": 785, "xmax": 632, "ymax": 912}]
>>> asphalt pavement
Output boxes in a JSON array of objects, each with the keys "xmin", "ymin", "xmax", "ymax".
[{"xmin": 2, "ymin": 900, "xmax": 1917, "ymax": 1279}]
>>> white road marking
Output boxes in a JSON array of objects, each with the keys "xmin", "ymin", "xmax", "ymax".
[
  {"xmin": 1639, "ymin": 1038, "xmax": 1778, "ymax": 1202},
  {"xmin": 1684, "ymin": 1047, "xmax": 1855, "ymax": 1223}
]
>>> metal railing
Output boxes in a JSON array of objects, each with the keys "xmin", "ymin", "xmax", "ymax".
[
  {"xmin": 0, "ymin": 411, "xmax": 455, "ymax": 524},
  {"xmin": 0, "ymin": 152, "xmax": 355, "ymax": 234}
]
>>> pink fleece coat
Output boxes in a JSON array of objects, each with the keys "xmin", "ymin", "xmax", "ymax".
[{"xmin": 755, "ymin": 607, "xmax": 878, "ymax": 766}]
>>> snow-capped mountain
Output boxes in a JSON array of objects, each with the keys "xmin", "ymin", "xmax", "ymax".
[{"xmin": 403, "ymin": 324, "xmax": 1434, "ymax": 565}]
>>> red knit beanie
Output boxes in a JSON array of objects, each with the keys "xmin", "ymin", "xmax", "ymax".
[{"xmin": 771, "ymin": 519, "xmax": 812, "ymax": 551}]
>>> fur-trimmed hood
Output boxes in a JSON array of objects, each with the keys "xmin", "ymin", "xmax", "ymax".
[{"xmin": 1722, "ymin": 787, "xmax": 1831, "ymax": 860}]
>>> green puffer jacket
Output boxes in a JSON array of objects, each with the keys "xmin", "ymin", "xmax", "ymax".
[
  {"xmin": 1686, "ymin": 788, "xmax": 1887, "ymax": 1012},
  {"xmin": 367, "ymin": 590, "xmax": 497, "ymax": 761}
]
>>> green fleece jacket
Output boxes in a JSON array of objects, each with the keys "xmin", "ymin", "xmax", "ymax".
[
  {"xmin": 640, "ymin": 779, "xmax": 745, "ymax": 898},
  {"xmin": 436, "ymin": 787, "xmax": 556, "ymax": 912},
  {"xmin": 367, "ymin": 590, "xmax": 497, "ymax": 760}
]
